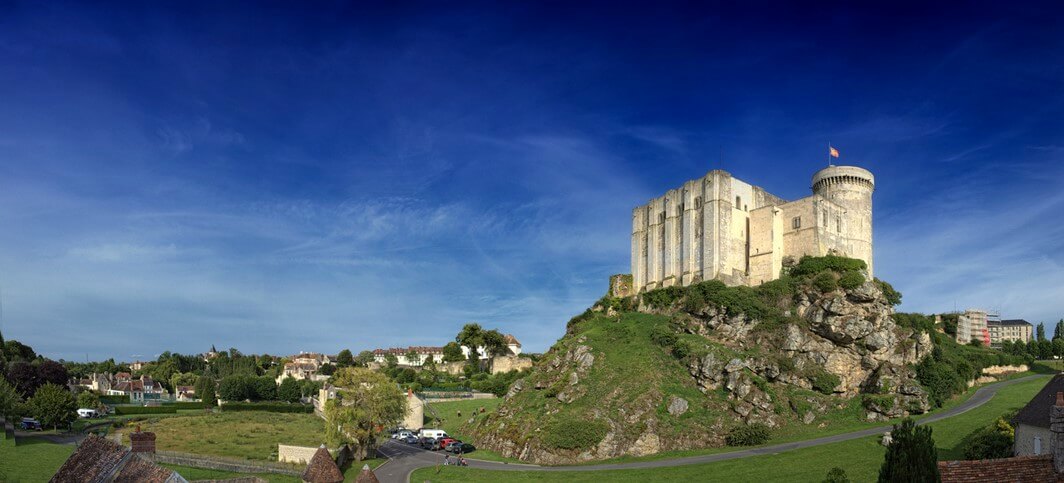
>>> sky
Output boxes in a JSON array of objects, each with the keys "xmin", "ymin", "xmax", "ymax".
[{"xmin": 0, "ymin": 2, "xmax": 1062, "ymax": 361}]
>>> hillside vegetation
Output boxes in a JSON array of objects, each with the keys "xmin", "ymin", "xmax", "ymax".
[{"xmin": 470, "ymin": 256, "xmax": 1027, "ymax": 464}]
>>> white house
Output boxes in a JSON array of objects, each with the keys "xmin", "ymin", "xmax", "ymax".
[{"xmin": 373, "ymin": 347, "xmax": 445, "ymax": 366}]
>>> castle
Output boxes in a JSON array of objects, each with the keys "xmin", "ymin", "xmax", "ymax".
[{"xmin": 630, "ymin": 165, "xmax": 874, "ymax": 291}]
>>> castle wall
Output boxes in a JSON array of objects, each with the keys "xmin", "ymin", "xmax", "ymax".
[
  {"xmin": 631, "ymin": 206, "xmax": 648, "ymax": 292},
  {"xmin": 748, "ymin": 205, "xmax": 783, "ymax": 286}
]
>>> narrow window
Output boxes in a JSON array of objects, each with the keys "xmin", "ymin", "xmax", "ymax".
[
  {"xmin": 695, "ymin": 197, "xmax": 702, "ymax": 209},
  {"xmin": 744, "ymin": 204, "xmax": 748, "ymax": 211},
  {"xmin": 1035, "ymin": 437, "xmax": 1042, "ymax": 455},
  {"xmin": 823, "ymin": 211, "xmax": 828, "ymax": 226},
  {"xmin": 792, "ymin": 216, "xmax": 801, "ymax": 230},
  {"xmin": 836, "ymin": 216, "xmax": 842, "ymax": 232}
]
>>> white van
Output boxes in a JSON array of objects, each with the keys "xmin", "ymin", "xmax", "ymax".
[
  {"xmin": 419, "ymin": 429, "xmax": 447, "ymax": 439},
  {"xmin": 77, "ymin": 408, "xmax": 98, "ymax": 418}
]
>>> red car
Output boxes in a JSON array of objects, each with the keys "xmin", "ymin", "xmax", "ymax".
[{"xmin": 437, "ymin": 437, "xmax": 457, "ymax": 450}]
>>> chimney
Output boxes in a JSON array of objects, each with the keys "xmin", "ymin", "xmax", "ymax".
[
  {"xmin": 1052, "ymin": 391, "xmax": 1064, "ymax": 473},
  {"xmin": 130, "ymin": 431, "xmax": 157, "ymax": 454}
]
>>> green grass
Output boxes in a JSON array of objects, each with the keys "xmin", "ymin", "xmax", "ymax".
[
  {"xmin": 413, "ymin": 375, "xmax": 1051, "ymax": 482},
  {"xmin": 161, "ymin": 460, "xmax": 387, "ymax": 483},
  {"xmin": 0, "ymin": 435, "xmax": 74, "ymax": 482},
  {"xmin": 423, "ymin": 398, "xmax": 513, "ymax": 462},
  {"xmin": 119, "ymin": 411, "xmax": 325, "ymax": 461}
]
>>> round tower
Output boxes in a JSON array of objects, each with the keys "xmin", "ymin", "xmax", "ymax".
[{"xmin": 811, "ymin": 166, "xmax": 875, "ymax": 277}]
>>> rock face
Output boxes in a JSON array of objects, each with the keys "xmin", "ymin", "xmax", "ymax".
[{"xmin": 472, "ymin": 279, "xmax": 933, "ymax": 464}]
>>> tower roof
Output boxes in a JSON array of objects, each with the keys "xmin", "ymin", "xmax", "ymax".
[
  {"xmin": 301, "ymin": 445, "xmax": 344, "ymax": 483},
  {"xmin": 811, "ymin": 165, "xmax": 875, "ymax": 190}
]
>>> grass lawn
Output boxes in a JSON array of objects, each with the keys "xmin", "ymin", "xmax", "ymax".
[
  {"xmin": 118, "ymin": 411, "xmax": 325, "ymax": 461},
  {"xmin": 412, "ymin": 374, "xmax": 1052, "ymax": 482},
  {"xmin": 423, "ymin": 398, "xmax": 512, "ymax": 462},
  {"xmin": 0, "ymin": 435, "xmax": 74, "ymax": 482}
]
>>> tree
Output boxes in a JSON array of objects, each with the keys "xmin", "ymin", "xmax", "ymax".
[
  {"xmin": 481, "ymin": 330, "xmax": 509, "ymax": 358},
  {"xmin": 1054, "ymin": 320, "xmax": 1064, "ymax": 341},
  {"xmin": 441, "ymin": 342, "xmax": 465, "ymax": 363},
  {"xmin": 383, "ymin": 354, "xmax": 398, "ymax": 369},
  {"xmin": 194, "ymin": 376, "xmax": 217, "ymax": 406},
  {"xmin": 878, "ymin": 418, "xmax": 939, "ymax": 483},
  {"xmin": 404, "ymin": 349, "xmax": 420, "ymax": 366},
  {"xmin": 0, "ymin": 377, "xmax": 24, "ymax": 421},
  {"xmin": 77, "ymin": 390, "xmax": 101, "ymax": 410},
  {"xmin": 456, "ymin": 323, "xmax": 485, "ymax": 353},
  {"xmin": 252, "ymin": 376, "xmax": 277, "ymax": 401},
  {"xmin": 325, "ymin": 368, "xmax": 406, "ymax": 461},
  {"xmin": 3, "ymin": 340, "xmax": 36, "ymax": 362},
  {"xmin": 278, "ymin": 377, "xmax": 302, "ymax": 403},
  {"xmin": 170, "ymin": 372, "xmax": 199, "ymax": 393},
  {"xmin": 354, "ymin": 351, "xmax": 375, "ymax": 367},
  {"xmin": 1040, "ymin": 339, "xmax": 1054, "ymax": 360},
  {"xmin": 1038, "ymin": 322, "xmax": 1047, "ymax": 342},
  {"xmin": 37, "ymin": 360, "xmax": 69, "ymax": 387},
  {"xmin": 218, "ymin": 375, "xmax": 253, "ymax": 402},
  {"xmin": 319, "ymin": 363, "xmax": 337, "ymax": 376},
  {"xmin": 1012, "ymin": 340, "xmax": 1028, "ymax": 357},
  {"xmin": 1054, "ymin": 339, "xmax": 1064, "ymax": 359},
  {"xmin": 336, "ymin": 349, "xmax": 354, "ymax": 367},
  {"xmin": 29, "ymin": 383, "xmax": 77, "ymax": 431},
  {"xmin": 7, "ymin": 361, "xmax": 40, "ymax": 397}
]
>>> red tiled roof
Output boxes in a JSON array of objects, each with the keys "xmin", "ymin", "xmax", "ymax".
[
  {"xmin": 938, "ymin": 454, "xmax": 1063, "ymax": 482},
  {"xmin": 504, "ymin": 334, "xmax": 521, "ymax": 347},
  {"xmin": 302, "ymin": 445, "xmax": 344, "ymax": 483},
  {"xmin": 50, "ymin": 434, "xmax": 176, "ymax": 483}
]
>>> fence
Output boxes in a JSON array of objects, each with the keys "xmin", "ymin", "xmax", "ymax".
[{"xmin": 149, "ymin": 450, "xmax": 302, "ymax": 476}]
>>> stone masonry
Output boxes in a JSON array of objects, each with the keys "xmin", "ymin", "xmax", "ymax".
[{"xmin": 631, "ymin": 165, "xmax": 874, "ymax": 290}]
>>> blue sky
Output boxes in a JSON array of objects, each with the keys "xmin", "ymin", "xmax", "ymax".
[{"xmin": 1, "ymin": 2, "xmax": 1061, "ymax": 361}]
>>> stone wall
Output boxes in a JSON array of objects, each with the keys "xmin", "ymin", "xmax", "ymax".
[
  {"xmin": 277, "ymin": 444, "xmax": 320, "ymax": 464},
  {"xmin": 151, "ymin": 451, "xmax": 301, "ymax": 476},
  {"xmin": 1016, "ymin": 423, "xmax": 1051, "ymax": 456},
  {"xmin": 491, "ymin": 355, "xmax": 532, "ymax": 374}
]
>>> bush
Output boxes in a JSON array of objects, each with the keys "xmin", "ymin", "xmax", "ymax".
[
  {"xmin": 838, "ymin": 271, "xmax": 865, "ymax": 290},
  {"xmin": 671, "ymin": 340, "xmax": 693, "ymax": 359},
  {"xmin": 726, "ymin": 423, "xmax": 770, "ymax": 446},
  {"xmin": 823, "ymin": 467, "xmax": 850, "ymax": 483},
  {"xmin": 813, "ymin": 272, "xmax": 838, "ymax": 293},
  {"xmin": 169, "ymin": 401, "xmax": 205, "ymax": 409},
  {"xmin": 875, "ymin": 278, "xmax": 902, "ymax": 306},
  {"xmin": 100, "ymin": 395, "xmax": 129, "ymax": 404},
  {"xmin": 220, "ymin": 402, "xmax": 314, "ymax": 413},
  {"xmin": 960, "ymin": 421, "xmax": 1013, "ymax": 460},
  {"xmin": 789, "ymin": 255, "xmax": 866, "ymax": 278},
  {"xmin": 114, "ymin": 405, "xmax": 177, "ymax": 415},
  {"xmin": 542, "ymin": 419, "xmax": 608, "ymax": 450},
  {"xmin": 893, "ymin": 313, "xmax": 935, "ymax": 333},
  {"xmin": 649, "ymin": 325, "xmax": 677, "ymax": 347},
  {"xmin": 808, "ymin": 370, "xmax": 840, "ymax": 395}
]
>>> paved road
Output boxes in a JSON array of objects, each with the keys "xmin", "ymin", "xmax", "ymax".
[{"xmin": 374, "ymin": 374, "xmax": 1046, "ymax": 483}]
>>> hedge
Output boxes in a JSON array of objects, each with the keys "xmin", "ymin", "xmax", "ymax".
[
  {"xmin": 100, "ymin": 395, "xmax": 130, "ymax": 404},
  {"xmin": 114, "ymin": 406, "xmax": 177, "ymax": 415},
  {"xmin": 168, "ymin": 402, "xmax": 207, "ymax": 410},
  {"xmin": 219, "ymin": 402, "xmax": 314, "ymax": 413}
]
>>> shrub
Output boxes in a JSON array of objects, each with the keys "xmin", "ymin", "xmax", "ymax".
[
  {"xmin": 114, "ymin": 405, "xmax": 177, "ymax": 415},
  {"xmin": 649, "ymin": 325, "xmax": 677, "ymax": 347},
  {"xmin": 169, "ymin": 401, "xmax": 205, "ymax": 410},
  {"xmin": 875, "ymin": 278, "xmax": 902, "ymax": 306},
  {"xmin": 893, "ymin": 313, "xmax": 935, "ymax": 333},
  {"xmin": 823, "ymin": 467, "xmax": 850, "ymax": 483},
  {"xmin": 542, "ymin": 419, "xmax": 608, "ymax": 450},
  {"xmin": 838, "ymin": 271, "xmax": 865, "ymax": 290},
  {"xmin": 960, "ymin": 419, "xmax": 1013, "ymax": 460},
  {"xmin": 878, "ymin": 418, "xmax": 939, "ymax": 483},
  {"xmin": 643, "ymin": 286, "xmax": 685, "ymax": 309},
  {"xmin": 220, "ymin": 402, "xmax": 314, "ymax": 413},
  {"xmin": 813, "ymin": 272, "xmax": 838, "ymax": 293},
  {"xmin": 725, "ymin": 423, "xmax": 770, "ymax": 446},
  {"xmin": 100, "ymin": 395, "xmax": 129, "ymax": 404},
  {"xmin": 789, "ymin": 255, "xmax": 866, "ymax": 278},
  {"xmin": 808, "ymin": 370, "xmax": 840, "ymax": 395},
  {"xmin": 671, "ymin": 340, "xmax": 693, "ymax": 359}
]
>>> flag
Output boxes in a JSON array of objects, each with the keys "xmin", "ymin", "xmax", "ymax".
[{"xmin": 829, "ymin": 146, "xmax": 840, "ymax": 158}]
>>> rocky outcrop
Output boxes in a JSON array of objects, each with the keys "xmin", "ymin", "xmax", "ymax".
[{"xmin": 473, "ymin": 278, "xmax": 934, "ymax": 464}]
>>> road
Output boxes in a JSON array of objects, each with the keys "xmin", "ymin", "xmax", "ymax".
[{"xmin": 373, "ymin": 374, "xmax": 1045, "ymax": 483}]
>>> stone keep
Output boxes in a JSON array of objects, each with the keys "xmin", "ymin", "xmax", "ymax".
[{"xmin": 631, "ymin": 165, "xmax": 874, "ymax": 291}]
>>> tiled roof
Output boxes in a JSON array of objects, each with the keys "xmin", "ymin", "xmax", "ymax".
[
  {"xmin": 301, "ymin": 445, "xmax": 344, "ymax": 483},
  {"xmin": 938, "ymin": 454, "xmax": 1062, "ymax": 482},
  {"xmin": 998, "ymin": 319, "xmax": 1033, "ymax": 327},
  {"xmin": 504, "ymin": 334, "xmax": 522, "ymax": 347},
  {"xmin": 1014, "ymin": 375, "xmax": 1064, "ymax": 429},
  {"xmin": 354, "ymin": 463, "xmax": 380, "ymax": 483},
  {"xmin": 50, "ymin": 434, "xmax": 179, "ymax": 483}
]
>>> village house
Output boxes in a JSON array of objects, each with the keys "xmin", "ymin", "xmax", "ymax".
[
  {"xmin": 175, "ymin": 385, "xmax": 196, "ymax": 401},
  {"xmin": 372, "ymin": 346, "xmax": 445, "ymax": 366},
  {"xmin": 460, "ymin": 334, "xmax": 524, "ymax": 360},
  {"xmin": 938, "ymin": 377, "xmax": 1064, "ymax": 482},
  {"xmin": 75, "ymin": 372, "xmax": 113, "ymax": 393},
  {"xmin": 107, "ymin": 375, "xmax": 166, "ymax": 402},
  {"xmin": 275, "ymin": 352, "xmax": 334, "ymax": 384}
]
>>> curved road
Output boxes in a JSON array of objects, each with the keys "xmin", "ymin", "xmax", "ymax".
[{"xmin": 373, "ymin": 374, "xmax": 1046, "ymax": 483}]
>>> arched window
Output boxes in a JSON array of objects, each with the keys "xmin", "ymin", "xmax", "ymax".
[
  {"xmin": 736, "ymin": 196, "xmax": 741, "ymax": 207},
  {"xmin": 695, "ymin": 197, "xmax": 702, "ymax": 209}
]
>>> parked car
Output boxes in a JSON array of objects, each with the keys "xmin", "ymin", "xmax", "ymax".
[
  {"xmin": 417, "ymin": 436, "xmax": 435, "ymax": 449},
  {"xmin": 393, "ymin": 430, "xmax": 415, "ymax": 440},
  {"xmin": 418, "ymin": 428, "xmax": 447, "ymax": 439},
  {"xmin": 451, "ymin": 443, "xmax": 476, "ymax": 454},
  {"xmin": 403, "ymin": 435, "xmax": 419, "ymax": 444},
  {"xmin": 19, "ymin": 418, "xmax": 42, "ymax": 431},
  {"xmin": 437, "ymin": 437, "xmax": 457, "ymax": 450},
  {"xmin": 428, "ymin": 438, "xmax": 444, "ymax": 451},
  {"xmin": 443, "ymin": 440, "xmax": 464, "ymax": 452}
]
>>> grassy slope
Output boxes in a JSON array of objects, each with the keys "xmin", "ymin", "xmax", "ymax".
[
  {"xmin": 424, "ymin": 398, "xmax": 511, "ymax": 462},
  {"xmin": 413, "ymin": 374, "xmax": 1052, "ymax": 482},
  {"xmin": 0, "ymin": 435, "xmax": 74, "ymax": 482},
  {"xmin": 119, "ymin": 411, "xmax": 324, "ymax": 460}
]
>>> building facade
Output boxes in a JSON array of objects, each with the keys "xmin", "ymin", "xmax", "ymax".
[
  {"xmin": 989, "ymin": 319, "xmax": 1034, "ymax": 345},
  {"xmin": 956, "ymin": 309, "xmax": 991, "ymax": 346},
  {"xmin": 630, "ymin": 166, "xmax": 874, "ymax": 290}
]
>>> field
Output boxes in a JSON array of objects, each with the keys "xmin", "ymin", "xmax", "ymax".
[
  {"xmin": 413, "ymin": 374, "xmax": 1052, "ymax": 482},
  {"xmin": 119, "ymin": 411, "xmax": 325, "ymax": 460},
  {"xmin": 0, "ymin": 435, "xmax": 74, "ymax": 482}
]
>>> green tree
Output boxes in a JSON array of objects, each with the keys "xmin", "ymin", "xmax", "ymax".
[
  {"xmin": 252, "ymin": 376, "xmax": 277, "ymax": 401},
  {"xmin": 1038, "ymin": 322, "xmax": 1047, "ymax": 341},
  {"xmin": 383, "ymin": 354, "xmax": 398, "ymax": 369},
  {"xmin": 278, "ymin": 377, "xmax": 302, "ymax": 403},
  {"xmin": 194, "ymin": 376, "xmax": 217, "ymax": 406},
  {"xmin": 336, "ymin": 349, "xmax": 354, "ymax": 367},
  {"xmin": 319, "ymin": 363, "xmax": 337, "ymax": 376},
  {"xmin": 1054, "ymin": 320, "xmax": 1064, "ymax": 341},
  {"xmin": 481, "ymin": 330, "xmax": 509, "ymax": 358},
  {"xmin": 878, "ymin": 418, "xmax": 940, "ymax": 483},
  {"xmin": 76, "ymin": 390, "xmax": 101, "ymax": 410},
  {"xmin": 456, "ymin": 323, "xmax": 485, "ymax": 353},
  {"xmin": 29, "ymin": 383, "xmax": 77, "ymax": 431},
  {"xmin": 354, "ymin": 351, "xmax": 375, "ymax": 367},
  {"xmin": 325, "ymin": 368, "xmax": 406, "ymax": 461},
  {"xmin": 441, "ymin": 342, "xmax": 465, "ymax": 363},
  {"xmin": 170, "ymin": 372, "xmax": 199, "ymax": 393},
  {"xmin": 404, "ymin": 349, "xmax": 420, "ymax": 366},
  {"xmin": 3, "ymin": 340, "xmax": 36, "ymax": 362},
  {"xmin": 1053, "ymin": 339, "xmax": 1064, "ymax": 359},
  {"xmin": 0, "ymin": 377, "xmax": 24, "ymax": 420},
  {"xmin": 218, "ymin": 375, "xmax": 253, "ymax": 402}
]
